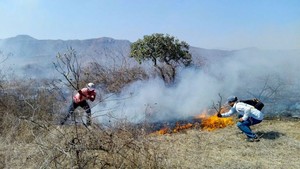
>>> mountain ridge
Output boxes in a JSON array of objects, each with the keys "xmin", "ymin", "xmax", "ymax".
[
  {"xmin": 0, "ymin": 35, "xmax": 232, "ymax": 77},
  {"xmin": 1, "ymin": 35, "xmax": 298, "ymax": 78}
]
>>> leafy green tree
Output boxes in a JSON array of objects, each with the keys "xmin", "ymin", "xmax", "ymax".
[{"xmin": 130, "ymin": 33, "xmax": 192, "ymax": 84}]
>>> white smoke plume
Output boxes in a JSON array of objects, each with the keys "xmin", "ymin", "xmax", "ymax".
[
  {"xmin": 93, "ymin": 49, "xmax": 300, "ymax": 123},
  {"xmin": 93, "ymin": 68, "xmax": 225, "ymax": 124}
]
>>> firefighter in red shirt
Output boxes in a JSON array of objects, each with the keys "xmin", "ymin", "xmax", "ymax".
[{"xmin": 61, "ymin": 82, "xmax": 96, "ymax": 126}]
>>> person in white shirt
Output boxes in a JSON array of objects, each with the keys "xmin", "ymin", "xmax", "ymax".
[{"xmin": 217, "ymin": 96, "xmax": 264, "ymax": 142}]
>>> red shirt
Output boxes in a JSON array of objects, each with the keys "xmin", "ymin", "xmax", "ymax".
[{"xmin": 73, "ymin": 87, "xmax": 96, "ymax": 103}]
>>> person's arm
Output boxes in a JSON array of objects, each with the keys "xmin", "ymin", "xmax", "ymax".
[
  {"xmin": 220, "ymin": 107, "xmax": 236, "ymax": 117},
  {"xmin": 78, "ymin": 88, "xmax": 87, "ymax": 97}
]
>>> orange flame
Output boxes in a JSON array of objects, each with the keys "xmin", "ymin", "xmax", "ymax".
[
  {"xmin": 152, "ymin": 107, "xmax": 234, "ymax": 135},
  {"xmin": 154, "ymin": 123, "xmax": 195, "ymax": 135},
  {"xmin": 173, "ymin": 122, "xmax": 193, "ymax": 133},
  {"xmin": 198, "ymin": 113, "xmax": 234, "ymax": 131},
  {"xmin": 157, "ymin": 127, "xmax": 169, "ymax": 135}
]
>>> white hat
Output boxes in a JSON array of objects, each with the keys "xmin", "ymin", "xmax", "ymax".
[{"xmin": 87, "ymin": 82, "xmax": 95, "ymax": 90}]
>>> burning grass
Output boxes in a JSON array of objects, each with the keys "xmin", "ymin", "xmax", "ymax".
[
  {"xmin": 152, "ymin": 110, "xmax": 234, "ymax": 135},
  {"xmin": 199, "ymin": 114, "xmax": 234, "ymax": 131},
  {"xmin": 155, "ymin": 122, "xmax": 195, "ymax": 135}
]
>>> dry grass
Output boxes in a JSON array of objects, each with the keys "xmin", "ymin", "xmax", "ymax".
[
  {"xmin": 149, "ymin": 119, "xmax": 300, "ymax": 169},
  {"xmin": 0, "ymin": 118, "xmax": 161, "ymax": 169},
  {"xmin": 0, "ymin": 118, "xmax": 299, "ymax": 169}
]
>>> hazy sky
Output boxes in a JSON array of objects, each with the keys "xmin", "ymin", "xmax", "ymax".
[{"xmin": 0, "ymin": 0, "xmax": 299, "ymax": 50}]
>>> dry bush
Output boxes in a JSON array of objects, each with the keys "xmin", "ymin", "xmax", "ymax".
[
  {"xmin": 0, "ymin": 78, "xmax": 65, "ymax": 136},
  {"xmin": 82, "ymin": 62, "xmax": 148, "ymax": 93},
  {"xmin": 0, "ymin": 74, "xmax": 163, "ymax": 168},
  {"xmin": 0, "ymin": 117, "xmax": 163, "ymax": 169},
  {"xmin": 54, "ymin": 47, "xmax": 148, "ymax": 94}
]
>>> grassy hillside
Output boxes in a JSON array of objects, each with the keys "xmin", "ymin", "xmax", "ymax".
[
  {"xmin": 151, "ymin": 118, "xmax": 300, "ymax": 169},
  {"xmin": 0, "ymin": 118, "xmax": 299, "ymax": 169}
]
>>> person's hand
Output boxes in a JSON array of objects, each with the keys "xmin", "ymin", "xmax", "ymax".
[
  {"xmin": 90, "ymin": 95, "xmax": 95, "ymax": 102},
  {"xmin": 217, "ymin": 112, "xmax": 222, "ymax": 117}
]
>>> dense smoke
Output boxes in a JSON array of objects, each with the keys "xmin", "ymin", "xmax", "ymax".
[
  {"xmin": 94, "ymin": 68, "xmax": 224, "ymax": 123},
  {"xmin": 94, "ymin": 49, "xmax": 300, "ymax": 123}
]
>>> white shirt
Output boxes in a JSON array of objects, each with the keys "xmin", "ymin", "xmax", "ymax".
[{"xmin": 222, "ymin": 102, "xmax": 264, "ymax": 121}]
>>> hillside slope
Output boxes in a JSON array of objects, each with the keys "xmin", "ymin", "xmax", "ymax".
[
  {"xmin": 151, "ymin": 119, "xmax": 300, "ymax": 169},
  {"xmin": 0, "ymin": 119, "xmax": 299, "ymax": 169}
]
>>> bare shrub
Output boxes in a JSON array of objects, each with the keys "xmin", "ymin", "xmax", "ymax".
[
  {"xmin": 240, "ymin": 74, "xmax": 300, "ymax": 118},
  {"xmin": 3, "ymin": 117, "xmax": 163, "ymax": 168},
  {"xmin": 0, "ymin": 78, "xmax": 65, "ymax": 137},
  {"xmin": 53, "ymin": 47, "xmax": 85, "ymax": 90},
  {"xmin": 1, "ymin": 94, "xmax": 163, "ymax": 168},
  {"xmin": 83, "ymin": 62, "xmax": 148, "ymax": 93}
]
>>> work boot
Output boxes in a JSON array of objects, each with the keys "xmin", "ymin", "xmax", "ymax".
[
  {"xmin": 246, "ymin": 137, "xmax": 260, "ymax": 142},
  {"xmin": 86, "ymin": 117, "xmax": 92, "ymax": 126},
  {"xmin": 86, "ymin": 120, "xmax": 91, "ymax": 126}
]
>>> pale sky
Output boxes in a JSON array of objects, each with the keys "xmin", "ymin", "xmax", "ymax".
[{"xmin": 0, "ymin": 0, "xmax": 299, "ymax": 50}]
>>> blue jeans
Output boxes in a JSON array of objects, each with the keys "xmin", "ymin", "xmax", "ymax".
[{"xmin": 236, "ymin": 117, "xmax": 262, "ymax": 138}]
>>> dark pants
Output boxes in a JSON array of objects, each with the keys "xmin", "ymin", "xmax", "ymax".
[{"xmin": 61, "ymin": 100, "xmax": 92, "ymax": 126}]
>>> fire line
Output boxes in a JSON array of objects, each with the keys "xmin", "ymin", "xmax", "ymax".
[{"xmin": 152, "ymin": 111, "xmax": 234, "ymax": 135}]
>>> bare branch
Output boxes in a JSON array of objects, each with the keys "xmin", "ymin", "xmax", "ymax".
[
  {"xmin": 53, "ymin": 47, "xmax": 81, "ymax": 90},
  {"xmin": 212, "ymin": 93, "xmax": 223, "ymax": 114}
]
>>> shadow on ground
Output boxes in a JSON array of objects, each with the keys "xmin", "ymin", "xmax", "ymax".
[{"xmin": 256, "ymin": 131, "xmax": 285, "ymax": 140}]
